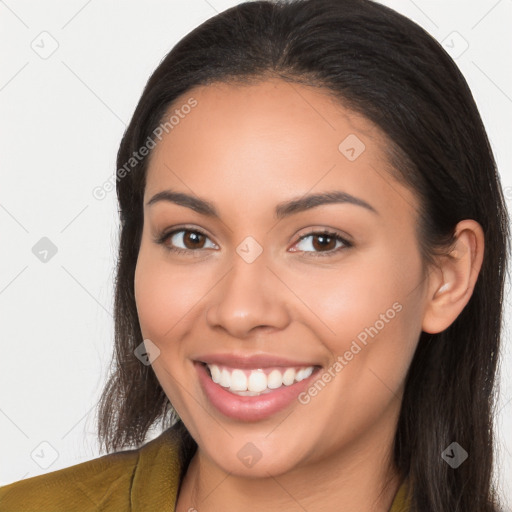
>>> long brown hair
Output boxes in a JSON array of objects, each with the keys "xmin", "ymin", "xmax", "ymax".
[{"xmin": 97, "ymin": 1, "xmax": 510, "ymax": 510}]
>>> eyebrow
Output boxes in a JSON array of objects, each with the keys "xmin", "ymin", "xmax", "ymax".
[{"xmin": 146, "ymin": 189, "xmax": 378, "ymax": 219}]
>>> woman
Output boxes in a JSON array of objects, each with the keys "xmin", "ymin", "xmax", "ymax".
[{"xmin": 1, "ymin": 0, "xmax": 509, "ymax": 510}]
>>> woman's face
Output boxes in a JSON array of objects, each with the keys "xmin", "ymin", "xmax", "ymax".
[{"xmin": 134, "ymin": 78, "xmax": 429, "ymax": 477}]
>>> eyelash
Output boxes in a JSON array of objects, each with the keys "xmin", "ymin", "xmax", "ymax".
[{"xmin": 155, "ymin": 227, "xmax": 353, "ymax": 258}]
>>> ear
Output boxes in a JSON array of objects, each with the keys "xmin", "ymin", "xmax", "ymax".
[{"xmin": 422, "ymin": 219, "xmax": 485, "ymax": 334}]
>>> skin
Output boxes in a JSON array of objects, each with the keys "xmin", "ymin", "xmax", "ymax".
[{"xmin": 133, "ymin": 78, "xmax": 484, "ymax": 511}]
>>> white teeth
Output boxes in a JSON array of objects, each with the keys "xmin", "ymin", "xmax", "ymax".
[
  {"xmin": 304, "ymin": 367, "xmax": 313, "ymax": 379},
  {"xmin": 205, "ymin": 364, "xmax": 316, "ymax": 395},
  {"xmin": 230, "ymin": 369, "xmax": 247, "ymax": 391},
  {"xmin": 282, "ymin": 368, "xmax": 295, "ymax": 386},
  {"xmin": 220, "ymin": 368, "xmax": 231, "ymax": 388},
  {"xmin": 248, "ymin": 371, "xmax": 267, "ymax": 392},
  {"xmin": 267, "ymin": 369, "xmax": 283, "ymax": 389},
  {"xmin": 210, "ymin": 364, "xmax": 221, "ymax": 384},
  {"xmin": 299, "ymin": 367, "xmax": 313, "ymax": 381}
]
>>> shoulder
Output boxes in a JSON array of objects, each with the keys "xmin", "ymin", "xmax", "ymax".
[
  {"xmin": 0, "ymin": 448, "xmax": 139, "ymax": 511},
  {"xmin": 0, "ymin": 427, "xmax": 183, "ymax": 511}
]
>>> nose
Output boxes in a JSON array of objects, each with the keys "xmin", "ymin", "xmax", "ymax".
[{"xmin": 205, "ymin": 251, "xmax": 290, "ymax": 339}]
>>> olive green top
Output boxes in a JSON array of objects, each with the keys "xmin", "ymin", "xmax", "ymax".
[{"xmin": 0, "ymin": 427, "xmax": 410, "ymax": 511}]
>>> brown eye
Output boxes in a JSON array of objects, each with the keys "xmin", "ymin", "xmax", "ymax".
[
  {"xmin": 311, "ymin": 233, "xmax": 337, "ymax": 251},
  {"xmin": 181, "ymin": 231, "xmax": 206, "ymax": 249},
  {"xmin": 292, "ymin": 231, "xmax": 352, "ymax": 257},
  {"xmin": 157, "ymin": 228, "xmax": 218, "ymax": 255}
]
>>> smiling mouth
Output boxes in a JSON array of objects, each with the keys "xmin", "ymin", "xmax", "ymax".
[{"xmin": 200, "ymin": 362, "xmax": 322, "ymax": 396}]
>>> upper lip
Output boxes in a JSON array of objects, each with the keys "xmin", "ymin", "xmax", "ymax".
[{"xmin": 195, "ymin": 353, "xmax": 321, "ymax": 369}]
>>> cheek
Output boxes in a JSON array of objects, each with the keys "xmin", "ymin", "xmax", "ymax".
[
  {"xmin": 133, "ymin": 243, "xmax": 207, "ymax": 341},
  {"xmin": 290, "ymin": 243, "xmax": 422, "ymax": 376},
  {"xmin": 291, "ymin": 251, "xmax": 422, "ymax": 446},
  {"xmin": 133, "ymin": 245, "xmax": 200, "ymax": 398},
  {"xmin": 291, "ymin": 251, "xmax": 408, "ymax": 337}
]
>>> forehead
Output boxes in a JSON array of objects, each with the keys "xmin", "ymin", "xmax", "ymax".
[{"xmin": 144, "ymin": 78, "xmax": 417, "ymax": 222}]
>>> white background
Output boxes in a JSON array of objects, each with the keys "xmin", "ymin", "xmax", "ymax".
[{"xmin": 1, "ymin": 0, "xmax": 511, "ymax": 507}]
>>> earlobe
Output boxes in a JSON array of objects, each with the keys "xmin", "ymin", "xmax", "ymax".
[{"xmin": 421, "ymin": 220, "xmax": 485, "ymax": 334}]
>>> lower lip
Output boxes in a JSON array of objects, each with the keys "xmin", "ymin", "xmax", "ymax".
[{"xmin": 195, "ymin": 362, "xmax": 320, "ymax": 422}]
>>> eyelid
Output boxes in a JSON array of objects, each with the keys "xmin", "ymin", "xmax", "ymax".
[
  {"xmin": 289, "ymin": 229, "xmax": 353, "ymax": 257},
  {"xmin": 292, "ymin": 225, "xmax": 354, "ymax": 245},
  {"xmin": 155, "ymin": 225, "xmax": 353, "ymax": 257},
  {"xmin": 152, "ymin": 226, "xmax": 217, "ymax": 259},
  {"xmin": 154, "ymin": 224, "xmax": 215, "ymax": 244}
]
